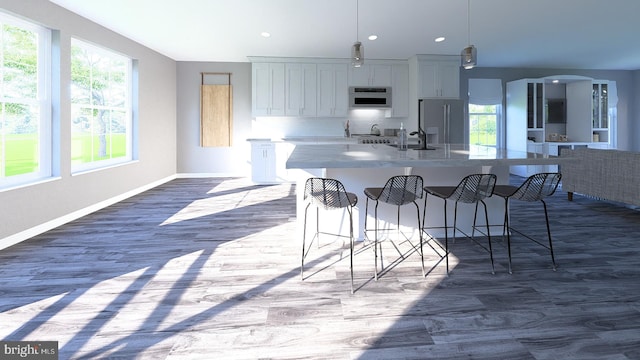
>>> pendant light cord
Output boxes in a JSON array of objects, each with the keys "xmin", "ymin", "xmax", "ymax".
[
  {"xmin": 356, "ymin": 0, "xmax": 359, "ymax": 41},
  {"xmin": 467, "ymin": 0, "xmax": 471, "ymax": 45}
]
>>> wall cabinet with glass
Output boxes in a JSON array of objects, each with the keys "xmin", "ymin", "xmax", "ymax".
[
  {"xmin": 592, "ymin": 81, "xmax": 609, "ymax": 144},
  {"xmin": 506, "ymin": 76, "xmax": 616, "ymax": 177}
]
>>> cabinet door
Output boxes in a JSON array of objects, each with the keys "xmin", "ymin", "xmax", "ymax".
[
  {"xmin": 252, "ymin": 63, "xmax": 285, "ymax": 116},
  {"xmin": 438, "ymin": 61, "xmax": 460, "ymax": 98},
  {"xmin": 250, "ymin": 142, "xmax": 276, "ymax": 183},
  {"xmin": 285, "ymin": 63, "xmax": 316, "ymax": 116},
  {"xmin": 418, "ymin": 61, "xmax": 439, "ymax": 98},
  {"xmin": 387, "ymin": 64, "xmax": 409, "ymax": 118},
  {"xmin": 348, "ymin": 65, "xmax": 371, "ymax": 86},
  {"xmin": 332, "ymin": 64, "xmax": 349, "ymax": 116},
  {"xmin": 348, "ymin": 64, "xmax": 392, "ymax": 86},
  {"xmin": 317, "ymin": 64, "xmax": 348, "ymax": 117},
  {"xmin": 252, "ymin": 63, "xmax": 272, "ymax": 116},
  {"xmin": 418, "ymin": 60, "xmax": 460, "ymax": 98},
  {"xmin": 269, "ymin": 64, "xmax": 285, "ymax": 115},
  {"xmin": 370, "ymin": 64, "xmax": 392, "ymax": 86}
]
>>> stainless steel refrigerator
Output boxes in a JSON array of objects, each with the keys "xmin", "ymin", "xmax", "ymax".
[{"xmin": 419, "ymin": 99, "xmax": 466, "ymax": 145}]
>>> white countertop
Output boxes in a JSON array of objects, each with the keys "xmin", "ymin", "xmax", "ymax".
[{"xmin": 286, "ymin": 143, "xmax": 569, "ymax": 169}]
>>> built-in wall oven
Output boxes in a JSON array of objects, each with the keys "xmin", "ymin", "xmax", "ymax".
[{"xmin": 349, "ymin": 87, "xmax": 392, "ymax": 108}]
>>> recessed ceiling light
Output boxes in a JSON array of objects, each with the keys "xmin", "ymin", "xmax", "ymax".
[
  {"xmin": 261, "ymin": 32, "xmax": 271, "ymax": 38},
  {"xmin": 552, "ymin": 79, "xmax": 559, "ymax": 83},
  {"xmin": 435, "ymin": 37, "xmax": 446, "ymax": 42},
  {"xmin": 368, "ymin": 35, "xmax": 378, "ymax": 41}
]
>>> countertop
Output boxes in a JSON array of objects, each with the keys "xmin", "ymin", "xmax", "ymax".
[
  {"xmin": 286, "ymin": 143, "xmax": 570, "ymax": 169},
  {"xmin": 246, "ymin": 136, "xmax": 357, "ymax": 144}
]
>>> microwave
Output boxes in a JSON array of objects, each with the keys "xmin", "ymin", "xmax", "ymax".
[{"xmin": 349, "ymin": 86, "xmax": 392, "ymax": 108}]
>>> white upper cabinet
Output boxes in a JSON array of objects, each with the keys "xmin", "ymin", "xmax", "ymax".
[
  {"xmin": 252, "ymin": 63, "xmax": 285, "ymax": 116},
  {"xmin": 251, "ymin": 58, "xmax": 408, "ymax": 118},
  {"xmin": 416, "ymin": 56, "xmax": 460, "ymax": 99},
  {"xmin": 317, "ymin": 63, "xmax": 349, "ymax": 117},
  {"xmin": 348, "ymin": 64, "xmax": 392, "ymax": 87},
  {"xmin": 387, "ymin": 63, "xmax": 409, "ymax": 118},
  {"xmin": 285, "ymin": 63, "xmax": 317, "ymax": 117}
]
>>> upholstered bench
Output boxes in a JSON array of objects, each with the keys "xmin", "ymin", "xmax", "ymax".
[{"xmin": 561, "ymin": 147, "xmax": 640, "ymax": 206}]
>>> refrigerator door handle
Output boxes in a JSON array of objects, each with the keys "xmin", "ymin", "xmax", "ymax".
[{"xmin": 443, "ymin": 104, "xmax": 450, "ymax": 144}]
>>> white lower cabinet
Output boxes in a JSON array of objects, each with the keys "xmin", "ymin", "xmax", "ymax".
[
  {"xmin": 251, "ymin": 142, "xmax": 277, "ymax": 184},
  {"xmin": 250, "ymin": 142, "xmax": 295, "ymax": 184}
]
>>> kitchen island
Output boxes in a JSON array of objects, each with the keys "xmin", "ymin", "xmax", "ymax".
[{"xmin": 286, "ymin": 143, "xmax": 567, "ymax": 239}]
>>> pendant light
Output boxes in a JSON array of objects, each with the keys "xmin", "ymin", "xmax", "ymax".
[
  {"xmin": 351, "ymin": 0, "xmax": 364, "ymax": 67},
  {"xmin": 461, "ymin": 0, "xmax": 477, "ymax": 69}
]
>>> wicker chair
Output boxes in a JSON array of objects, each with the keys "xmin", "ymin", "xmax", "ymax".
[
  {"xmin": 423, "ymin": 173, "xmax": 498, "ymax": 275},
  {"xmin": 302, "ymin": 178, "xmax": 358, "ymax": 293},
  {"xmin": 363, "ymin": 175, "xmax": 424, "ymax": 280},
  {"xmin": 493, "ymin": 172, "xmax": 561, "ymax": 273}
]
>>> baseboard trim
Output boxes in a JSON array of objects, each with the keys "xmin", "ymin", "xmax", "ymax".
[{"xmin": 0, "ymin": 174, "xmax": 177, "ymax": 251}]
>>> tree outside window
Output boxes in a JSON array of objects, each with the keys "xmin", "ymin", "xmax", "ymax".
[
  {"xmin": 70, "ymin": 39, "xmax": 131, "ymax": 171},
  {"xmin": 469, "ymin": 104, "xmax": 497, "ymax": 146},
  {"xmin": 0, "ymin": 13, "xmax": 50, "ymax": 187}
]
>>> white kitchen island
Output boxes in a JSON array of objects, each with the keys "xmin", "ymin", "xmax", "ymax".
[{"xmin": 286, "ymin": 143, "xmax": 566, "ymax": 239}]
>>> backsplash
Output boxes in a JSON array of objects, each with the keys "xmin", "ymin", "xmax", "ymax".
[{"xmin": 252, "ymin": 110, "xmax": 408, "ymax": 138}]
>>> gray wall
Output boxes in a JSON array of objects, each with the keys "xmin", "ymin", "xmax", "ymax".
[
  {"xmin": 0, "ymin": 0, "xmax": 177, "ymax": 245},
  {"xmin": 176, "ymin": 62, "xmax": 252, "ymax": 176},
  {"xmin": 460, "ymin": 67, "xmax": 636, "ymax": 151}
]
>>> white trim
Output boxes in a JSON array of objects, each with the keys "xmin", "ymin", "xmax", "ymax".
[
  {"xmin": 175, "ymin": 172, "xmax": 247, "ymax": 178},
  {"xmin": 0, "ymin": 174, "xmax": 176, "ymax": 251}
]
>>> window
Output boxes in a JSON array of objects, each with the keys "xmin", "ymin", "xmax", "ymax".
[
  {"xmin": 468, "ymin": 79, "xmax": 503, "ymax": 147},
  {"xmin": 0, "ymin": 12, "xmax": 51, "ymax": 188},
  {"xmin": 469, "ymin": 104, "xmax": 498, "ymax": 146},
  {"xmin": 70, "ymin": 39, "xmax": 131, "ymax": 172}
]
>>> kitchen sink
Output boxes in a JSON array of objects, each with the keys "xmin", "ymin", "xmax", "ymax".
[{"xmin": 386, "ymin": 143, "xmax": 435, "ymax": 150}]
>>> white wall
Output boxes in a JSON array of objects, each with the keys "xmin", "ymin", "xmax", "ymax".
[
  {"xmin": 0, "ymin": 0, "xmax": 177, "ymax": 246},
  {"xmin": 176, "ymin": 61, "xmax": 410, "ymax": 175},
  {"xmin": 176, "ymin": 62, "xmax": 252, "ymax": 176}
]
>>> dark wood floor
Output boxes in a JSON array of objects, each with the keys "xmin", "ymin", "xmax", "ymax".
[{"xmin": 1, "ymin": 176, "xmax": 639, "ymax": 359}]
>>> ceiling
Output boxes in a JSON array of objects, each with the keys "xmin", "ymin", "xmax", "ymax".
[{"xmin": 50, "ymin": 0, "xmax": 640, "ymax": 70}]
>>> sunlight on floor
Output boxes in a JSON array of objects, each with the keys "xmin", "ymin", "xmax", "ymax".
[{"xmin": 160, "ymin": 180, "xmax": 294, "ymax": 226}]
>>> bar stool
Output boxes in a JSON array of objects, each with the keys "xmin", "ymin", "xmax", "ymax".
[
  {"xmin": 363, "ymin": 175, "xmax": 424, "ymax": 280},
  {"xmin": 493, "ymin": 172, "xmax": 561, "ymax": 274},
  {"xmin": 423, "ymin": 173, "xmax": 497, "ymax": 275},
  {"xmin": 302, "ymin": 177, "xmax": 358, "ymax": 293}
]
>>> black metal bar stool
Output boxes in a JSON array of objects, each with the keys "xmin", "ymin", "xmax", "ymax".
[
  {"xmin": 302, "ymin": 177, "xmax": 358, "ymax": 293},
  {"xmin": 363, "ymin": 175, "xmax": 424, "ymax": 280},
  {"xmin": 423, "ymin": 173, "xmax": 497, "ymax": 275},
  {"xmin": 493, "ymin": 172, "xmax": 561, "ymax": 274}
]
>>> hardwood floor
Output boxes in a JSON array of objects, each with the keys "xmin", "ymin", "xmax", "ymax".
[{"xmin": 1, "ymin": 177, "xmax": 639, "ymax": 359}]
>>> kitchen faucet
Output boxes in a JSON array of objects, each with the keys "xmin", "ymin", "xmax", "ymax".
[{"xmin": 409, "ymin": 128, "xmax": 427, "ymax": 150}]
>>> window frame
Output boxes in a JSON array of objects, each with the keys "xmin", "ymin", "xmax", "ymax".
[
  {"xmin": 468, "ymin": 103, "xmax": 500, "ymax": 147},
  {"xmin": 70, "ymin": 38, "xmax": 133, "ymax": 174},
  {"xmin": 0, "ymin": 11, "xmax": 52, "ymax": 189}
]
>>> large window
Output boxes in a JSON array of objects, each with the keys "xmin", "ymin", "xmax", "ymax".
[
  {"xmin": 70, "ymin": 39, "xmax": 131, "ymax": 172},
  {"xmin": 468, "ymin": 79, "xmax": 503, "ymax": 147},
  {"xmin": 469, "ymin": 104, "xmax": 498, "ymax": 146},
  {"xmin": 0, "ymin": 12, "xmax": 51, "ymax": 188}
]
